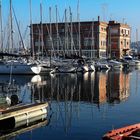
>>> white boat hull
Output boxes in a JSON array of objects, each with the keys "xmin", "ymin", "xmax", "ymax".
[{"xmin": 0, "ymin": 63, "xmax": 41, "ymax": 75}]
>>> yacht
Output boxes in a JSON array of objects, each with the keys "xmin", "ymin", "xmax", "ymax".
[
  {"xmin": 95, "ymin": 60, "xmax": 110, "ymax": 71},
  {"xmin": 0, "ymin": 59, "xmax": 42, "ymax": 75},
  {"xmin": 108, "ymin": 59, "xmax": 122, "ymax": 70},
  {"xmin": 122, "ymin": 55, "xmax": 140, "ymax": 67}
]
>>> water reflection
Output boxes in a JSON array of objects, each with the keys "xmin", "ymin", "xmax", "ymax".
[
  {"xmin": 0, "ymin": 75, "xmax": 48, "ymax": 110},
  {"xmin": 107, "ymin": 70, "xmax": 130, "ymax": 104},
  {"xmin": 0, "ymin": 69, "xmax": 133, "ymax": 139},
  {"xmin": 0, "ymin": 119, "xmax": 49, "ymax": 140},
  {"xmin": 49, "ymin": 69, "xmax": 130, "ymax": 105},
  {"xmin": 0, "ymin": 70, "xmax": 131, "ymax": 112}
]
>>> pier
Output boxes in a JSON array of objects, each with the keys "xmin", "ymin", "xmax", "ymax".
[{"xmin": 0, "ymin": 102, "xmax": 48, "ymax": 130}]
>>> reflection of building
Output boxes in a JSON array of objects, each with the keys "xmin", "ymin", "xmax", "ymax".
[
  {"xmin": 44, "ymin": 71, "xmax": 130, "ymax": 105},
  {"xmin": 32, "ymin": 17, "xmax": 130, "ymax": 59},
  {"xmin": 94, "ymin": 72, "xmax": 107, "ymax": 104},
  {"xmin": 107, "ymin": 71, "xmax": 130, "ymax": 103}
]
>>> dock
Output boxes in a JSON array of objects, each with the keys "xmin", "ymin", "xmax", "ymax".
[{"xmin": 0, "ymin": 102, "xmax": 48, "ymax": 130}]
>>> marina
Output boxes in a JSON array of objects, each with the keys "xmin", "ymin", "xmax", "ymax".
[{"xmin": 0, "ymin": 0, "xmax": 140, "ymax": 139}]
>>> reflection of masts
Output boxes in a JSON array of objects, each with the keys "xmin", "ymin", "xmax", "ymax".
[
  {"xmin": 90, "ymin": 72, "xmax": 95, "ymax": 119},
  {"xmin": 50, "ymin": 73, "xmax": 53, "ymax": 103},
  {"xmin": 77, "ymin": 82, "xmax": 81, "ymax": 119},
  {"xmin": 31, "ymin": 84, "xmax": 35, "ymax": 103},
  {"xmin": 91, "ymin": 72, "xmax": 95, "ymax": 103},
  {"xmin": 54, "ymin": 74, "xmax": 77, "ymax": 134},
  {"xmin": 135, "ymin": 70, "xmax": 138, "ymax": 95}
]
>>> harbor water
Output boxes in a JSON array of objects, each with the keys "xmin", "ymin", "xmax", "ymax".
[{"xmin": 0, "ymin": 67, "xmax": 140, "ymax": 140}]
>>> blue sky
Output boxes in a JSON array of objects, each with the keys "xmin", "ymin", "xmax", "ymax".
[{"xmin": 1, "ymin": 0, "xmax": 140, "ymax": 41}]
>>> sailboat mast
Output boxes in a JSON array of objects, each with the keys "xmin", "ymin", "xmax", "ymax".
[
  {"xmin": 49, "ymin": 6, "xmax": 52, "ymax": 59},
  {"xmin": 10, "ymin": 0, "xmax": 14, "ymax": 54},
  {"xmin": 40, "ymin": 0, "xmax": 44, "ymax": 59},
  {"xmin": 56, "ymin": 5, "xmax": 59, "ymax": 55},
  {"xmin": 0, "ymin": 0, "xmax": 3, "ymax": 52},
  {"xmin": 136, "ymin": 29, "xmax": 138, "ymax": 48},
  {"xmin": 29, "ymin": 0, "xmax": 35, "ymax": 59},
  {"xmin": 77, "ymin": 0, "xmax": 81, "ymax": 56},
  {"xmin": 91, "ymin": 18, "xmax": 94, "ymax": 59},
  {"xmin": 107, "ymin": 25, "xmax": 111, "ymax": 58},
  {"xmin": 69, "ymin": 7, "xmax": 73, "ymax": 55},
  {"xmin": 49, "ymin": 7, "xmax": 52, "ymax": 36},
  {"xmin": 65, "ymin": 9, "xmax": 68, "ymax": 56}
]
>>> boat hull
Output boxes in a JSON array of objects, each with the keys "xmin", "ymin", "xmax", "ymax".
[
  {"xmin": 103, "ymin": 123, "xmax": 140, "ymax": 140},
  {"xmin": 0, "ymin": 64, "xmax": 41, "ymax": 75}
]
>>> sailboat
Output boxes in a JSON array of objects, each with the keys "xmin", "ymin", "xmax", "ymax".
[
  {"xmin": 0, "ymin": 58, "xmax": 41, "ymax": 75},
  {"xmin": 0, "ymin": 0, "xmax": 42, "ymax": 75}
]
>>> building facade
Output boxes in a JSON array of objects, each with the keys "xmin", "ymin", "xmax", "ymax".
[
  {"xmin": 108, "ymin": 21, "xmax": 131, "ymax": 58},
  {"xmin": 32, "ymin": 18, "xmax": 131, "ymax": 59}
]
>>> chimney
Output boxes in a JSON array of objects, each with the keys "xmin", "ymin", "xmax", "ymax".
[{"xmin": 98, "ymin": 16, "xmax": 100, "ymax": 21}]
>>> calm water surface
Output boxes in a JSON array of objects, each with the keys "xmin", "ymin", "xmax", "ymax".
[{"xmin": 1, "ymin": 68, "xmax": 140, "ymax": 140}]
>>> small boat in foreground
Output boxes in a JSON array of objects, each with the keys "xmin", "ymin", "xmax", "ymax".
[{"xmin": 103, "ymin": 123, "xmax": 140, "ymax": 140}]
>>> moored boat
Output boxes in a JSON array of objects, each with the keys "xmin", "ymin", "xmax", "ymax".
[
  {"xmin": 103, "ymin": 123, "xmax": 140, "ymax": 140},
  {"xmin": 108, "ymin": 59, "xmax": 122, "ymax": 70},
  {"xmin": 0, "ymin": 59, "xmax": 41, "ymax": 75},
  {"xmin": 50, "ymin": 65, "xmax": 76, "ymax": 74}
]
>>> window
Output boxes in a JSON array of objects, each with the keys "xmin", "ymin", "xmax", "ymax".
[
  {"xmin": 121, "ymin": 29, "xmax": 123, "ymax": 34},
  {"xmin": 124, "ymin": 39, "xmax": 126, "ymax": 47},
  {"xmin": 128, "ymin": 30, "xmax": 129, "ymax": 35}
]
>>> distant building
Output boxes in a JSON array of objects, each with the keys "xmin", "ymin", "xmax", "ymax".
[
  {"xmin": 108, "ymin": 21, "xmax": 131, "ymax": 58},
  {"xmin": 31, "ymin": 17, "xmax": 131, "ymax": 59}
]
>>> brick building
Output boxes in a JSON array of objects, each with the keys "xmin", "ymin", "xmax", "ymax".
[
  {"xmin": 31, "ymin": 17, "xmax": 131, "ymax": 59},
  {"xmin": 108, "ymin": 21, "xmax": 131, "ymax": 58}
]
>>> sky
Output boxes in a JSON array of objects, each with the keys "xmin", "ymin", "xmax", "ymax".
[{"xmin": 1, "ymin": 0, "xmax": 140, "ymax": 42}]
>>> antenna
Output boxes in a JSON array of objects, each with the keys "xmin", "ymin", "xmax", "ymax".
[
  {"xmin": 122, "ymin": 18, "xmax": 125, "ymax": 24},
  {"xmin": 101, "ymin": 3, "xmax": 108, "ymax": 22}
]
